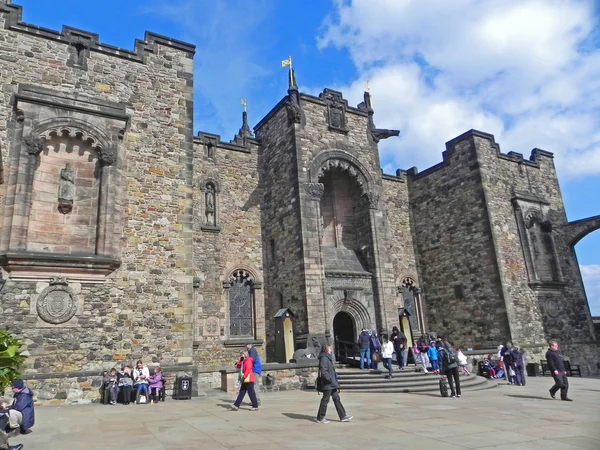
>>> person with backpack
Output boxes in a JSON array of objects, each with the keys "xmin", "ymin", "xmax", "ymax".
[
  {"xmin": 437, "ymin": 336, "xmax": 461, "ymax": 398},
  {"xmin": 357, "ymin": 329, "xmax": 371, "ymax": 370},
  {"xmin": 246, "ymin": 342, "xmax": 262, "ymax": 405}
]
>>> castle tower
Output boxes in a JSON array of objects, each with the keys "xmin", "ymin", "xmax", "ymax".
[{"xmin": 255, "ymin": 69, "xmax": 408, "ymax": 358}]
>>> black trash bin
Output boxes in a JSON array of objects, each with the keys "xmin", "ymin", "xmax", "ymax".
[
  {"xmin": 526, "ymin": 362, "xmax": 539, "ymax": 377},
  {"xmin": 173, "ymin": 375, "xmax": 192, "ymax": 400}
]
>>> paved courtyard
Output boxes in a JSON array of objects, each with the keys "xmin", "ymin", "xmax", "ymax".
[{"xmin": 9, "ymin": 376, "xmax": 600, "ymax": 450}]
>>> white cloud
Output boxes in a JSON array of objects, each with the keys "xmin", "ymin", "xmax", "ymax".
[
  {"xmin": 318, "ymin": 0, "xmax": 600, "ymax": 178},
  {"xmin": 140, "ymin": 0, "xmax": 275, "ymax": 138},
  {"xmin": 580, "ymin": 265, "xmax": 600, "ymax": 316}
]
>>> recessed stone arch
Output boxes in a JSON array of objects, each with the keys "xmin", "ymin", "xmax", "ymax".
[
  {"xmin": 310, "ymin": 149, "xmax": 374, "ymax": 195},
  {"xmin": 330, "ymin": 289, "xmax": 372, "ymax": 335}
]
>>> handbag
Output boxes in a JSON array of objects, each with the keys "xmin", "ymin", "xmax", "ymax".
[
  {"xmin": 315, "ymin": 368, "xmax": 324, "ymax": 393},
  {"xmin": 372, "ymin": 352, "xmax": 381, "ymax": 363}
]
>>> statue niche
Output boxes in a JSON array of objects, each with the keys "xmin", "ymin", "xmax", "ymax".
[
  {"xmin": 524, "ymin": 209, "xmax": 560, "ymax": 282},
  {"xmin": 205, "ymin": 183, "xmax": 216, "ymax": 226},
  {"xmin": 58, "ymin": 163, "xmax": 75, "ymax": 214}
]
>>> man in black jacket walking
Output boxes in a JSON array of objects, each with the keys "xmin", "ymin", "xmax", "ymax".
[
  {"xmin": 316, "ymin": 344, "xmax": 353, "ymax": 424},
  {"xmin": 546, "ymin": 340, "xmax": 572, "ymax": 401},
  {"xmin": 390, "ymin": 326, "xmax": 406, "ymax": 371}
]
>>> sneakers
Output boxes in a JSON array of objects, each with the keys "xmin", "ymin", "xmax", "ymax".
[
  {"xmin": 316, "ymin": 418, "xmax": 330, "ymax": 424},
  {"xmin": 456, "ymin": 395, "xmax": 461, "ymax": 398},
  {"xmin": 549, "ymin": 389, "xmax": 556, "ymax": 399},
  {"xmin": 561, "ymin": 398, "xmax": 573, "ymax": 402},
  {"xmin": 250, "ymin": 407, "xmax": 259, "ymax": 411},
  {"xmin": 341, "ymin": 415, "xmax": 353, "ymax": 422},
  {"xmin": 230, "ymin": 405, "xmax": 239, "ymax": 411}
]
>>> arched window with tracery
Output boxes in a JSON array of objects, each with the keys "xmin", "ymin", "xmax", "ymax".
[{"xmin": 226, "ymin": 269, "xmax": 255, "ymax": 338}]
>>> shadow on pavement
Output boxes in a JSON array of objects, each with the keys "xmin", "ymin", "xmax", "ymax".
[
  {"xmin": 281, "ymin": 413, "xmax": 316, "ymax": 422},
  {"xmin": 505, "ymin": 394, "xmax": 553, "ymax": 400},
  {"xmin": 216, "ymin": 403, "xmax": 235, "ymax": 409}
]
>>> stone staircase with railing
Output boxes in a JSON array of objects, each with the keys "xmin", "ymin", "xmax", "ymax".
[{"xmin": 335, "ymin": 365, "xmax": 496, "ymax": 394}]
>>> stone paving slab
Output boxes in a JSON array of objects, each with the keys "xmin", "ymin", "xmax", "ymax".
[{"xmin": 8, "ymin": 376, "xmax": 600, "ymax": 449}]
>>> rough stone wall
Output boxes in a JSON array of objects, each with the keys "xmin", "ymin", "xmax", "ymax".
[
  {"xmin": 382, "ymin": 174, "xmax": 420, "ymax": 324},
  {"xmin": 191, "ymin": 136, "xmax": 265, "ymax": 365},
  {"xmin": 474, "ymin": 133, "xmax": 597, "ymax": 354},
  {"xmin": 408, "ymin": 133, "xmax": 510, "ymax": 347},
  {"xmin": 0, "ymin": 5, "xmax": 196, "ymax": 374},
  {"xmin": 255, "ymin": 104, "xmax": 306, "ymax": 362}
]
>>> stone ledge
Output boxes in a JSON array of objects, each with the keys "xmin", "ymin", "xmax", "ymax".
[
  {"xmin": 0, "ymin": 251, "xmax": 121, "ymax": 282},
  {"xmin": 222, "ymin": 338, "xmax": 264, "ymax": 348}
]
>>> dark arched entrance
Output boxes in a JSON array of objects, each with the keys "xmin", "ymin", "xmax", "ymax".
[{"xmin": 333, "ymin": 311, "xmax": 356, "ymax": 363}]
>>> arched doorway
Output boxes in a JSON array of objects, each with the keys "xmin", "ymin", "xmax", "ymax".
[{"xmin": 333, "ymin": 311, "xmax": 356, "ymax": 363}]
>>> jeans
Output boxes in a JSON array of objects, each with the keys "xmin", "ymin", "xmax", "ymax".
[
  {"xmin": 515, "ymin": 364, "xmax": 525, "ymax": 386},
  {"xmin": 135, "ymin": 383, "xmax": 149, "ymax": 404},
  {"xmin": 105, "ymin": 382, "xmax": 118, "ymax": 404},
  {"xmin": 446, "ymin": 367, "xmax": 461, "ymax": 396},
  {"xmin": 431, "ymin": 359, "xmax": 439, "ymax": 372},
  {"xmin": 382, "ymin": 358, "xmax": 393, "ymax": 377},
  {"xmin": 317, "ymin": 389, "xmax": 347, "ymax": 420},
  {"xmin": 396, "ymin": 349, "xmax": 405, "ymax": 369},
  {"xmin": 234, "ymin": 382, "xmax": 258, "ymax": 408},
  {"xmin": 120, "ymin": 385, "xmax": 132, "ymax": 403},
  {"xmin": 550, "ymin": 373, "xmax": 569, "ymax": 399},
  {"xmin": 420, "ymin": 353, "xmax": 430, "ymax": 372},
  {"xmin": 359, "ymin": 348, "xmax": 371, "ymax": 369}
]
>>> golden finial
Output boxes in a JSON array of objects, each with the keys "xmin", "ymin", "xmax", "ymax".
[{"xmin": 241, "ymin": 98, "xmax": 247, "ymax": 112}]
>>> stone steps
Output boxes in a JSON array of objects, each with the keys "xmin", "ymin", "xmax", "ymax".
[{"xmin": 335, "ymin": 367, "xmax": 496, "ymax": 394}]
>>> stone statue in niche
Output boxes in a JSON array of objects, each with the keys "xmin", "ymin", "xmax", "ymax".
[
  {"xmin": 58, "ymin": 163, "xmax": 75, "ymax": 214},
  {"xmin": 205, "ymin": 184, "xmax": 216, "ymax": 226}
]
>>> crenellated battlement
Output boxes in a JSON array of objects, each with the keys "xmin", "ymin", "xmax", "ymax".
[
  {"xmin": 0, "ymin": 1, "xmax": 195, "ymax": 63},
  {"xmin": 404, "ymin": 129, "xmax": 555, "ymax": 180}
]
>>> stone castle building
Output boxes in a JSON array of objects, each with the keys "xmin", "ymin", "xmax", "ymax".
[{"xmin": 1, "ymin": 0, "xmax": 599, "ymax": 395}]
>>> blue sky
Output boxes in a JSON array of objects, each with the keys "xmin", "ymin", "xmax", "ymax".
[{"xmin": 16, "ymin": 0, "xmax": 600, "ymax": 314}]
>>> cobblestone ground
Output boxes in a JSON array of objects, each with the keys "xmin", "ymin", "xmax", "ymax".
[{"xmin": 9, "ymin": 376, "xmax": 600, "ymax": 449}]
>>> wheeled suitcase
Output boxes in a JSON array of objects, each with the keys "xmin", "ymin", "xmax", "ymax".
[{"xmin": 439, "ymin": 377, "xmax": 449, "ymax": 397}]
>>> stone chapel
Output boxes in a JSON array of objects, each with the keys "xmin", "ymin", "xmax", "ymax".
[{"xmin": 0, "ymin": 1, "xmax": 599, "ymax": 396}]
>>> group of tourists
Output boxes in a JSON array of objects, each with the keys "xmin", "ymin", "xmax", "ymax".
[
  {"xmin": 102, "ymin": 360, "xmax": 165, "ymax": 405},
  {"xmin": 0, "ymin": 379, "xmax": 34, "ymax": 450},
  {"xmin": 498, "ymin": 342, "xmax": 526, "ymax": 385}
]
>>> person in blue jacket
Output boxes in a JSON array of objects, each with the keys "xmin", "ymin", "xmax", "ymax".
[
  {"xmin": 7, "ymin": 380, "xmax": 34, "ymax": 434},
  {"xmin": 427, "ymin": 343, "xmax": 439, "ymax": 374},
  {"xmin": 246, "ymin": 342, "xmax": 262, "ymax": 405}
]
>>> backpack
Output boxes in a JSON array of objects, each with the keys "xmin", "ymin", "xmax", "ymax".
[{"xmin": 439, "ymin": 346, "xmax": 457, "ymax": 366}]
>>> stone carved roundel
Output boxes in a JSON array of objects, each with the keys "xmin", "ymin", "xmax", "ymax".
[
  {"xmin": 543, "ymin": 297, "xmax": 560, "ymax": 319},
  {"xmin": 37, "ymin": 285, "xmax": 78, "ymax": 325}
]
